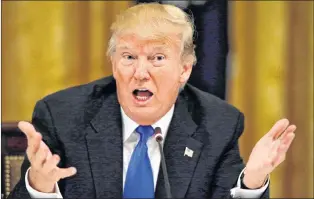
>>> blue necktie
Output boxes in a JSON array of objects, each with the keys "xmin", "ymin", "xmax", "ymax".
[{"xmin": 123, "ymin": 125, "xmax": 155, "ymax": 198}]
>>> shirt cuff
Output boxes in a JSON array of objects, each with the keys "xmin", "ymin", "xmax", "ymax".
[
  {"xmin": 25, "ymin": 167, "xmax": 63, "ymax": 198},
  {"xmin": 230, "ymin": 168, "xmax": 270, "ymax": 198}
]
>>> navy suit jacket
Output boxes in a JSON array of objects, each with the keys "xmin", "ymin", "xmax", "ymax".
[{"xmin": 9, "ymin": 76, "xmax": 269, "ymax": 199}]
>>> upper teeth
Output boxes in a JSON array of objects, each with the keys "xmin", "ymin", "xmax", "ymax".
[{"xmin": 138, "ymin": 89, "xmax": 148, "ymax": 91}]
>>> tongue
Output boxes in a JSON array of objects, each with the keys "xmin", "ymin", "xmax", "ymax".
[{"xmin": 137, "ymin": 91, "xmax": 151, "ymax": 97}]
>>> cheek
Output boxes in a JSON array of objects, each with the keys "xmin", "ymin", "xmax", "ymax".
[
  {"xmin": 114, "ymin": 62, "xmax": 135, "ymax": 81},
  {"xmin": 152, "ymin": 67, "xmax": 181, "ymax": 94},
  {"xmin": 159, "ymin": 64, "xmax": 182, "ymax": 82}
]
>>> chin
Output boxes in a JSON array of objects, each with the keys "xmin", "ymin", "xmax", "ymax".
[{"xmin": 129, "ymin": 106, "xmax": 161, "ymax": 125}]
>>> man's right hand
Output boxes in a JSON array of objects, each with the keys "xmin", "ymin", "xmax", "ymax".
[{"xmin": 18, "ymin": 121, "xmax": 77, "ymax": 193}]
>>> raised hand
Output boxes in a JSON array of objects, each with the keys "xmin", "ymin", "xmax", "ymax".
[
  {"xmin": 243, "ymin": 119, "xmax": 296, "ymax": 189},
  {"xmin": 18, "ymin": 121, "xmax": 77, "ymax": 193}
]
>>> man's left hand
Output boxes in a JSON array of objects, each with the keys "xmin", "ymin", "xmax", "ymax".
[{"xmin": 243, "ymin": 118, "xmax": 296, "ymax": 189}]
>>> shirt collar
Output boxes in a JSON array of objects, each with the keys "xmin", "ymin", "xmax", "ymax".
[{"xmin": 120, "ymin": 105, "xmax": 175, "ymax": 143}]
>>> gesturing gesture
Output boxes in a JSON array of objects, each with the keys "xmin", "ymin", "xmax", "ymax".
[
  {"xmin": 243, "ymin": 119, "xmax": 296, "ymax": 188},
  {"xmin": 18, "ymin": 121, "xmax": 77, "ymax": 193}
]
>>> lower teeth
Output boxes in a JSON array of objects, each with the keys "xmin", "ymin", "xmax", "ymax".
[{"xmin": 136, "ymin": 96, "xmax": 149, "ymax": 101}]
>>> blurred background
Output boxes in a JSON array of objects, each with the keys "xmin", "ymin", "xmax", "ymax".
[{"xmin": 2, "ymin": 0, "xmax": 313, "ymax": 198}]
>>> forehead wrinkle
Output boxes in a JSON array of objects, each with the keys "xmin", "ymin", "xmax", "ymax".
[
  {"xmin": 115, "ymin": 33, "xmax": 181, "ymax": 53},
  {"xmin": 148, "ymin": 46, "xmax": 171, "ymax": 54},
  {"xmin": 116, "ymin": 42, "xmax": 172, "ymax": 55},
  {"xmin": 116, "ymin": 44, "xmax": 133, "ymax": 51}
]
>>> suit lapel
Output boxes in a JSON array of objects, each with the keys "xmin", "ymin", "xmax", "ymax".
[
  {"xmin": 82, "ymin": 82, "xmax": 204, "ymax": 198},
  {"xmin": 155, "ymin": 95, "xmax": 204, "ymax": 198},
  {"xmin": 85, "ymin": 93, "xmax": 123, "ymax": 198}
]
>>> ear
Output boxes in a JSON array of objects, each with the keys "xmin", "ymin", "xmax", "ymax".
[{"xmin": 179, "ymin": 63, "xmax": 193, "ymax": 84}]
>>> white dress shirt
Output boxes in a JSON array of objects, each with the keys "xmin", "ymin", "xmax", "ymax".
[{"xmin": 25, "ymin": 105, "xmax": 269, "ymax": 198}]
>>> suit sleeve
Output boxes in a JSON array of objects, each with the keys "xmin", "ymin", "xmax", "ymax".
[
  {"xmin": 7, "ymin": 99, "xmax": 65, "ymax": 199},
  {"xmin": 210, "ymin": 112, "xmax": 270, "ymax": 199}
]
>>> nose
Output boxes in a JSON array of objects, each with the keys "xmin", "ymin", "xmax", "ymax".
[{"xmin": 134, "ymin": 58, "xmax": 150, "ymax": 81}]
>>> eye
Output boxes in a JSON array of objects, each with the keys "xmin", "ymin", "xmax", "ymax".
[
  {"xmin": 149, "ymin": 54, "xmax": 166, "ymax": 67},
  {"xmin": 123, "ymin": 54, "xmax": 135, "ymax": 60},
  {"xmin": 153, "ymin": 55, "xmax": 165, "ymax": 61},
  {"xmin": 121, "ymin": 53, "xmax": 136, "ymax": 66}
]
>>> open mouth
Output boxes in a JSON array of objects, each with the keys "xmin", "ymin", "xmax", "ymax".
[{"xmin": 132, "ymin": 88, "xmax": 153, "ymax": 102}]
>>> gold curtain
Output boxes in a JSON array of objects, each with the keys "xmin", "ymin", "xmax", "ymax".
[
  {"xmin": 2, "ymin": 1, "xmax": 132, "ymax": 122},
  {"xmin": 228, "ymin": 1, "xmax": 313, "ymax": 198}
]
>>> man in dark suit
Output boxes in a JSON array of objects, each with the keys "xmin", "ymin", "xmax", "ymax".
[{"xmin": 8, "ymin": 3, "xmax": 296, "ymax": 199}]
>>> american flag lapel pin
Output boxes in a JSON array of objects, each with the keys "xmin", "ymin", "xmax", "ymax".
[{"xmin": 184, "ymin": 147, "xmax": 194, "ymax": 158}]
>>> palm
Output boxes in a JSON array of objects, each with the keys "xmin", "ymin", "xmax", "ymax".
[{"xmin": 246, "ymin": 119, "xmax": 296, "ymax": 176}]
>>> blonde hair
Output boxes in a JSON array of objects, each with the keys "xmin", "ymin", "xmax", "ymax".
[{"xmin": 107, "ymin": 2, "xmax": 197, "ymax": 65}]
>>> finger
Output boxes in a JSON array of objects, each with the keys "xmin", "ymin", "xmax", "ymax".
[
  {"xmin": 278, "ymin": 133, "xmax": 295, "ymax": 154},
  {"xmin": 266, "ymin": 119, "xmax": 289, "ymax": 140},
  {"xmin": 18, "ymin": 121, "xmax": 43, "ymax": 156},
  {"xmin": 27, "ymin": 133, "xmax": 42, "ymax": 161},
  {"xmin": 272, "ymin": 133, "xmax": 295, "ymax": 166},
  {"xmin": 46, "ymin": 149, "xmax": 53, "ymax": 160},
  {"xmin": 32, "ymin": 142, "xmax": 49, "ymax": 170},
  {"xmin": 18, "ymin": 121, "xmax": 38, "ymax": 139},
  {"xmin": 278, "ymin": 125, "xmax": 296, "ymax": 141},
  {"xmin": 43, "ymin": 154, "xmax": 60, "ymax": 173},
  {"xmin": 56, "ymin": 167, "xmax": 77, "ymax": 180},
  {"xmin": 40, "ymin": 140, "xmax": 53, "ymax": 160}
]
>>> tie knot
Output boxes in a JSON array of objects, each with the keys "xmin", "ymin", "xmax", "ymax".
[{"xmin": 136, "ymin": 125, "xmax": 154, "ymax": 143}]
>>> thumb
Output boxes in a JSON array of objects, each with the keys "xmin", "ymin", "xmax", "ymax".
[{"xmin": 57, "ymin": 167, "xmax": 77, "ymax": 180}]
